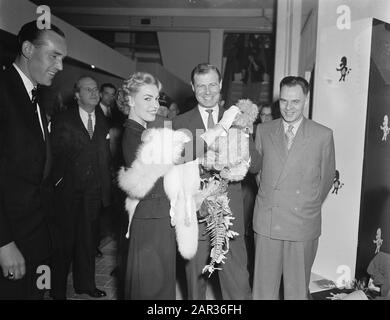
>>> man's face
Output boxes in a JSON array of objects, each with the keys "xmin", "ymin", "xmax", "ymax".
[
  {"xmin": 279, "ymin": 85, "xmax": 307, "ymax": 124},
  {"xmin": 192, "ymin": 70, "xmax": 221, "ymax": 109},
  {"xmin": 76, "ymin": 77, "xmax": 99, "ymax": 110},
  {"xmin": 26, "ymin": 30, "xmax": 67, "ymax": 86},
  {"xmin": 260, "ymin": 106, "xmax": 273, "ymax": 123},
  {"xmin": 100, "ymin": 87, "xmax": 116, "ymax": 107}
]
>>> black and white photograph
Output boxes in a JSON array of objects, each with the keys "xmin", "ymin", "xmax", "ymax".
[{"xmin": 0, "ymin": 0, "xmax": 390, "ymax": 310}]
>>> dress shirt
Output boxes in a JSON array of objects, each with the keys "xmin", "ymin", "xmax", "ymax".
[
  {"xmin": 79, "ymin": 107, "xmax": 96, "ymax": 132},
  {"xmin": 282, "ymin": 117, "xmax": 303, "ymax": 136},
  {"xmin": 13, "ymin": 63, "xmax": 45, "ymax": 140},
  {"xmin": 198, "ymin": 104, "xmax": 219, "ymax": 130}
]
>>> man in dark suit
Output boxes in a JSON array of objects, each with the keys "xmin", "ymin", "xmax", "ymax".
[
  {"xmin": 253, "ymin": 76, "xmax": 335, "ymax": 299},
  {"xmin": 0, "ymin": 21, "xmax": 67, "ymax": 299},
  {"xmin": 95, "ymin": 83, "xmax": 123, "ymax": 258},
  {"xmin": 50, "ymin": 76, "xmax": 112, "ymax": 299},
  {"xmin": 98, "ymin": 83, "xmax": 126, "ymax": 131},
  {"xmin": 173, "ymin": 63, "xmax": 261, "ymax": 300}
]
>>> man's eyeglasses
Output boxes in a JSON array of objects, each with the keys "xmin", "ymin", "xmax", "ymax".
[{"xmin": 82, "ymin": 87, "xmax": 99, "ymax": 94}]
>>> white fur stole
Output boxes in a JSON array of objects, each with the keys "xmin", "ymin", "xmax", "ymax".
[{"xmin": 118, "ymin": 127, "xmax": 200, "ymax": 259}]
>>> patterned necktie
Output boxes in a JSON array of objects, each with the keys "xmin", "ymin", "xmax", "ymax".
[
  {"xmin": 32, "ymin": 87, "xmax": 50, "ymax": 179},
  {"xmin": 31, "ymin": 87, "xmax": 38, "ymax": 105},
  {"xmin": 285, "ymin": 124, "xmax": 294, "ymax": 150},
  {"xmin": 31, "ymin": 87, "xmax": 44, "ymax": 140},
  {"xmin": 206, "ymin": 109, "xmax": 215, "ymax": 129},
  {"xmin": 87, "ymin": 113, "xmax": 93, "ymax": 139}
]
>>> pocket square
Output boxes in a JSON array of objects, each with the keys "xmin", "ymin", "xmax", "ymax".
[
  {"xmin": 106, "ymin": 133, "xmax": 110, "ymax": 139},
  {"xmin": 55, "ymin": 177, "xmax": 63, "ymax": 187}
]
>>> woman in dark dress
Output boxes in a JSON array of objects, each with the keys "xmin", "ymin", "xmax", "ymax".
[{"xmin": 117, "ymin": 72, "xmax": 176, "ymax": 300}]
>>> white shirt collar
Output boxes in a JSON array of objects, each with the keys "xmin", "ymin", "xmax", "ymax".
[
  {"xmin": 13, "ymin": 62, "xmax": 35, "ymax": 100},
  {"xmin": 99, "ymin": 102, "xmax": 109, "ymax": 117},
  {"xmin": 198, "ymin": 104, "xmax": 219, "ymax": 128},
  {"xmin": 79, "ymin": 106, "xmax": 95, "ymax": 118},
  {"xmin": 283, "ymin": 117, "xmax": 303, "ymax": 135},
  {"xmin": 13, "ymin": 63, "xmax": 45, "ymax": 140}
]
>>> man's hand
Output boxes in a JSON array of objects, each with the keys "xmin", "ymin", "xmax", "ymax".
[{"xmin": 0, "ymin": 242, "xmax": 25, "ymax": 280}]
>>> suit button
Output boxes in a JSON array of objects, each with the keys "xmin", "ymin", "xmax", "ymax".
[
  {"xmin": 294, "ymin": 207, "xmax": 298, "ymax": 211},
  {"xmin": 296, "ymin": 190, "xmax": 300, "ymax": 194}
]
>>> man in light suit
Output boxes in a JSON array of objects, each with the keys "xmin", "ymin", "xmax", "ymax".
[
  {"xmin": 173, "ymin": 63, "xmax": 261, "ymax": 300},
  {"xmin": 253, "ymin": 76, "xmax": 335, "ymax": 299},
  {"xmin": 0, "ymin": 21, "xmax": 67, "ymax": 299}
]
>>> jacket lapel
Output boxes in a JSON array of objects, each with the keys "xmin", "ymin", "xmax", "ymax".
[
  {"xmin": 94, "ymin": 107, "xmax": 108, "ymax": 141},
  {"xmin": 190, "ymin": 105, "xmax": 223, "ymax": 132},
  {"xmin": 73, "ymin": 107, "xmax": 92, "ymax": 142},
  {"xmin": 270, "ymin": 118, "xmax": 288, "ymax": 163},
  {"xmin": 218, "ymin": 106, "xmax": 224, "ymax": 122},
  {"xmin": 10, "ymin": 66, "xmax": 45, "ymax": 144},
  {"xmin": 189, "ymin": 107, "xmax": 206, "ymax": 132}
]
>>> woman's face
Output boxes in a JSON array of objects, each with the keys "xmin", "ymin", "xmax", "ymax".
[{"xmin": 129, "ymin": 84, "xmax": 160, "ymax": 125}]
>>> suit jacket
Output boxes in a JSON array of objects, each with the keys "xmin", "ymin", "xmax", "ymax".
[
  {"xmin": 50, "ymin": 106, "xmax": 112, "ymax": 210},
  {"xmin": 97, "ymin": 103, "xmax": 126, "ymax": 129},
  {"xmin": 253, "ymin": 117, "xmax": 335, "ymax": 241},
  {"xmin": 0, "ymin": 65, "xmax": 52, "ymax": 263},
  {"xmin": 173, "ymin": 106, "xmax": 261, "ymax": 240}
]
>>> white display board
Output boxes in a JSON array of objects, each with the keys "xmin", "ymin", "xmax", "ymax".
[{"xmin": 311, "ymin": 17, "xmax": 372, "ymax": 283}]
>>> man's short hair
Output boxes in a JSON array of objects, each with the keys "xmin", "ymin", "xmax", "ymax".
[
  {"xmin": 191, "ymin": 63, "xmax": 221, "ymax": 84},
  {"xmin": 279, "ymin": 76, "xmax": 309, "ymax": 95},
  {"xmin": 100, "ymin": 83, "xmax": 116, "ymax": 93},
  {"xmin": 73, "ymin": 75, "xmax": 97, "ymax": 94},
  {"xmin": 17, "ymin": 21, "xmax": 65, "ymax": 55}
]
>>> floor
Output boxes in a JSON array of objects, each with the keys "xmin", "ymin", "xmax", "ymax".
[
  {"xmin": 60, "ymin": 236, "xmax": 332, "ymax": 300},
  {"xmin": 64, "ymin": 236, "xmax": 118, "ymax": 300}
]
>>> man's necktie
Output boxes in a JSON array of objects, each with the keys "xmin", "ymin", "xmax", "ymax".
[
  {"xmin": 31, "ymin": 87, "xmax": 43, "ymax": 139},
  {"xmin": 285, "ymin": 124, "xmax": 294, "ymax": 150},
  {"xmin": 32, "ymin": 87, "xmax": 51, "ymax": 179},
  {"xmin": 31, "ymin": 87, "xmax": 38, "ymax": 104},
  {"xmin": 87, "ymin": 113, "xmax": 93, "ymax": 139},
  {"xmin": 206, "ymin": 109, "xmax": 215, "ymax": 129}
]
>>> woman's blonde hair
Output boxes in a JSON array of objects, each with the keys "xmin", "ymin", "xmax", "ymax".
[{"xmin": 117, "ymin": 72, "xmax": 162, "ymax": 115}]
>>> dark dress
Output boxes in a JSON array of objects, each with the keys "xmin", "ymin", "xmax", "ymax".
[{"xmin": 122, "ymin": 118, "xmax": 176, "ymax": 300}]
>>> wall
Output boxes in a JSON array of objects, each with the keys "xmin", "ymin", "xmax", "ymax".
[
  {"xmin": 0, "ymin": 0, "xmax": 136, "ymax": 78},
  {"xmin": 208, "ymin": 29, "xmax": 224, "ymax": 72},
  {"xmin": 311, "ymin": 15, "xmax": 372, "ymax": 284},
  {"xmin": 298, "ymin": 0, "xmax": 318, "ymax": 78},
  {"xmin": 157, "ymin": 31, "xmax": 210, "ymax": 84},
  {"xmin": 273, "ymin": 0, "xmax": 302, "ymax": 100}
]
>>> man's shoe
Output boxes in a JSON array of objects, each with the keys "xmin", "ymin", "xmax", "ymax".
[
  {"xmin": 75, "ymin": 288, "xmax": 107, "ymax": 298},
  {"xmin": 96, "ymin": 248, "xmax": 103, "ymax": 258}
]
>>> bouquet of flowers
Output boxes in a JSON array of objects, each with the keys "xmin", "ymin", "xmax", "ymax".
[{"xmin": 198, "ymin": 99, "xmax": 258, "ymax": 276}]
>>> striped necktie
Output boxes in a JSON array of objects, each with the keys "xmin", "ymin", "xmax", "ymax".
[
  {"xmin": 285, "ymin": 124, "xmax": 294, "ymax": 150},
  {"xmin": 87, "ymin": 113, "xmax": 93, "ymax": 139}
]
